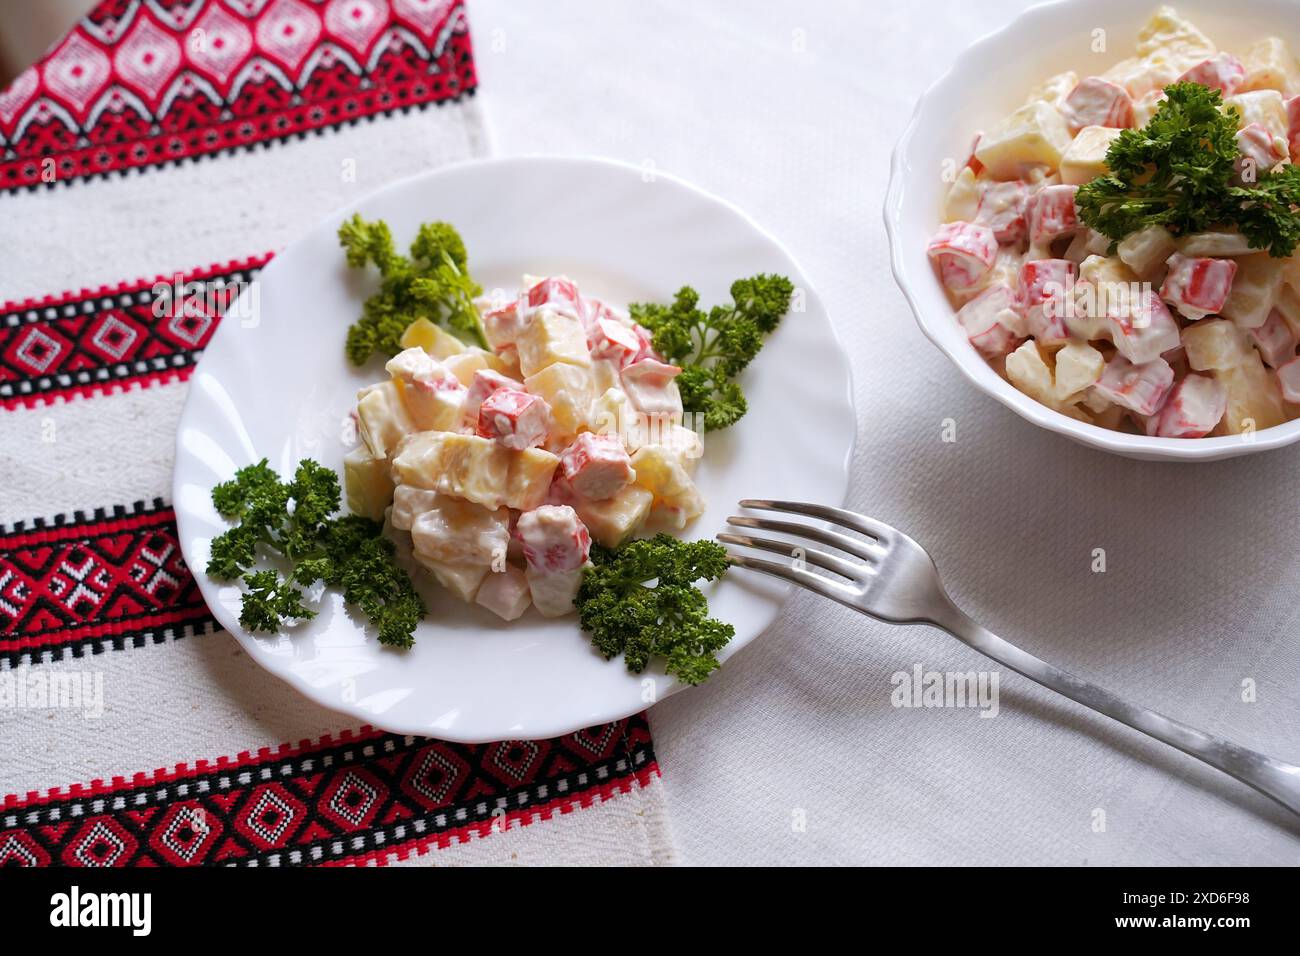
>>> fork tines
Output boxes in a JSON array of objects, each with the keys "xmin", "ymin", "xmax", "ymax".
[{"xmin": 716, "ymin": 499, "xmax": 887, "ymax": 601}]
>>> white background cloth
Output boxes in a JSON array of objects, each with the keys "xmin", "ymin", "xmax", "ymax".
[{"xmin": 468, "ymin": 0, "xmax": 1300, "ymax": 864}]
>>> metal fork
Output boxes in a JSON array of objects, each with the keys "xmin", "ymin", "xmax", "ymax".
[{"xmin": 719, "ymin": 499, "xmax": 1300, "ymax": 819}]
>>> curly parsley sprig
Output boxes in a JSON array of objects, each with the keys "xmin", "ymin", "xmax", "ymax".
[
  {"xmin": 338, "ymin": 215, "xmax": 487, "ymax": 364},
  {"xmin": 629, "ymin": 274, "xmax": 794, "ymax": 431},
  {"xmin": 575, "ymin": 534, "xmax": 734, "ymax": 685},
  {"xmin": 207, "ymin": 459, "xmax": 425, "ymax": 648},
  {"xmin": 1076, "ymin": 82, "xmax": 1300, "ymax": 258}
]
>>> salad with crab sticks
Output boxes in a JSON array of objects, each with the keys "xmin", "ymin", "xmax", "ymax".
[
  {"xmin": 929, "ymin": 6, "xmax": 1300, "ymax": 439},
  {"xmin": 345, "ymin": 272, "xmax": 708, "ymax": 622},
  {"xmin": 206, "ymin": 212, "xmax": 795, "ymax": 684}
]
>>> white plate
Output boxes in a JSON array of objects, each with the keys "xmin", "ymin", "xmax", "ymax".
[
  {"xmin": 173, "ymin": 156, "xmax": 856, "ymax": 741},
  {"xmin": 885, "ymin": 0, "xmax": 1300, "ymax": 461}
]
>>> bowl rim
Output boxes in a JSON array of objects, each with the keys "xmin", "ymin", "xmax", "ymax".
[{"xmin": 882, "ymin": 0, "xmax": 1300, "ymax": 460}]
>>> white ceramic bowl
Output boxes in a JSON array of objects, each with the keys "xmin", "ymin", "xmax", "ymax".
[{"xmin": 885, "ymin": 0, "xmax": 1300, "ymax": 462}]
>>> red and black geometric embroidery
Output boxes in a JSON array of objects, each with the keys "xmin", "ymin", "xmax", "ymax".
[
  {"xmin": 0, "ymin": 499, "xmax": 214, "ymax": 667},
  {"xmin": 0, "ymin": 715, "xmax": 658, "ymax": 866},
  {"xmin": 0, "ymin": 254, "xmax": 268, "ymax": 409},
  {"xmin": 0, "ymin": 0, "xmax": 478, "ymax": 191}
]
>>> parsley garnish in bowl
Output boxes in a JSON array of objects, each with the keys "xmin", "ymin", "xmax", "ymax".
[{"xmin": 1077, "ymin": 81, "xmax": 1300, "ymax": 257}]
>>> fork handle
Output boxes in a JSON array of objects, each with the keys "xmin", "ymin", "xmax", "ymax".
[{"xmin": 932, "ymin": 599, "xmax": 1300, "ymax": 818}]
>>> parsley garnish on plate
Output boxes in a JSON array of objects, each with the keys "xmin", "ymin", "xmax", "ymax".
[
  {"xmin": 207, "ymin": 459, "xmax": 426, "ymax": 648},
  {"xmin": 338, "ymin": 214, "xmax": 487, "ymax": 364},
  {"xmin": 575, "ymin": 534, "xmax": 735, "ymax": 685},
  {"xmin": 1076, "ymin": 81, "xmax": 1300, "ymax": 257},
  {"xmin": 629, "ymin": 274, "xmax": 794, "ymax": 431}
]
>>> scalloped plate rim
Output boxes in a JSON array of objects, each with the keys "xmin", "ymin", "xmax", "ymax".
[{"xmin": 173, "ymin": 155, "xmax": 857, "ymax": 741}]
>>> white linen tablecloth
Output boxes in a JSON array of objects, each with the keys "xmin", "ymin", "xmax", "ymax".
[{"xmin": 468, "ymin": 0, "xmax": 1300, "ymax": 865}]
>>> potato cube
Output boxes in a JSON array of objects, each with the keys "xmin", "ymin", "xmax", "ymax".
[
  {"xmin": 659, "ymin": 424, "xmax": 704, "ymax": 474},
  {"xmin": 390, "ymin": 432, "xmax": 510, "ymax": 509},
  {"xmin": 441, "ymin": 349, "xmax": 488, "ymax": 386},
  {"xmin": 389, "ymin": 485, "xmax": 439, "ymax": 532},
  {"xmin": 356, "ymin": 381, "xmax": 414, "ymax": 460},
  {"xmin": 973, "ymin": 102, "xmax": 1073, "ymax": 180},
  {"xmin": 343, "ymin": 447, "xmax": 394, "ymax": 521},
  {"xmin": 400, "ymin": 317, "xmax": 467, "ymax": 358},
  {"xmin": 631, "ymin": 443, "xmax": 694, "ymax": 498},
  {"xmin": 1215, "ymin": 353, "xmax": 1287, "ymax": 433},
  {"xmin": 1104, "ymin": 56, "xmax": 1176, "ymax": 101},
  {"xmin": 410, "ymin": 496, "xmax": 510, "ymax": 567},
  {"xmin": 572, "ymin": 485, "xmax": 654, "ymax": 548},
  {"xmin": 1135, "ymin": 8, "xmax": 1215, "ymax": 60},
  {"xmin": 385, "ymin": 347, "xmax": 467, "ymax": 432},
  {"xmin": 476, "ymin": 564, "xmax": 531, "ymax": 621},
  {"xmin": 515, "ymin": 309, "xmax": 591, "ymax": 378},
  {"xmin": 1059, "ymin": 126, "xmax": 1124, "ymax": 185},
  {"xmin": 504, "ymin": 447, "xmax": 560, "ymax": 512},
  {"xmin": 482, "ymin": 301, "xmax": 526, "ymax": 352},
  {"xmin": 590, "ymin": 387, "xmax": 698, "ymax": 454},
  {"xmin": 1226, "ymin": 90, "xmax": 1289, "ymax": 140},
  {"xmin": 1182, "ymin": 319, "xmax": 1253, "ymax": 371},
  {"xmin": 524, "ymin": 361, "xmax": 596, "ymax": 440},
  {"xmin": 402, "ymin": 382, "xmax": 466, "ymax": 434},
  {"xmin": 1117, "ymin": 225, "xmax": 1177, "ymax": 279},
  {"xmin": 1239, "ymin": 37, "xmax": 1296, "ymax": 93},
  {"xmin": 1177, "ymin": 230, "xmax": 1255, "ymax": 258},
  {"xmin": 1053, "ymin": 341, "xmax": 1106, "ymax": 399},
  {"xmin": 590, "ymin": 387, "xmax": 634, "ymax": 443},
  {"xmin": 648, "ymin": 496, "xmax": 705, "ymax": 532},
  {"xmin": 590, "ymin": 357, "xmax": 622, "ymax": 396},
  {"xmin": 449, "ymin": 348, "xmax": 515, "ymax": 384},
  {"xmin": 1005, "ymin": 340, "xmax": 1057, "ymax": 407},
  {"xmin": 526, "ymin": 565, "xmax": 586, "ymax": 618},
  {"xmin": 631, "ymin": 444, "xmax": 706, "ymax": 530},
  {"xmin": 414, "ymin": 556, "xmax": 488, "ymax": 604},
  {"xmin": 1221, "ymin": 254, "xmax": 1285, "ymax": 329},
  {"xmin": 1023, "ymin": 71, "xmax": 1078, "ymax": 110}
]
